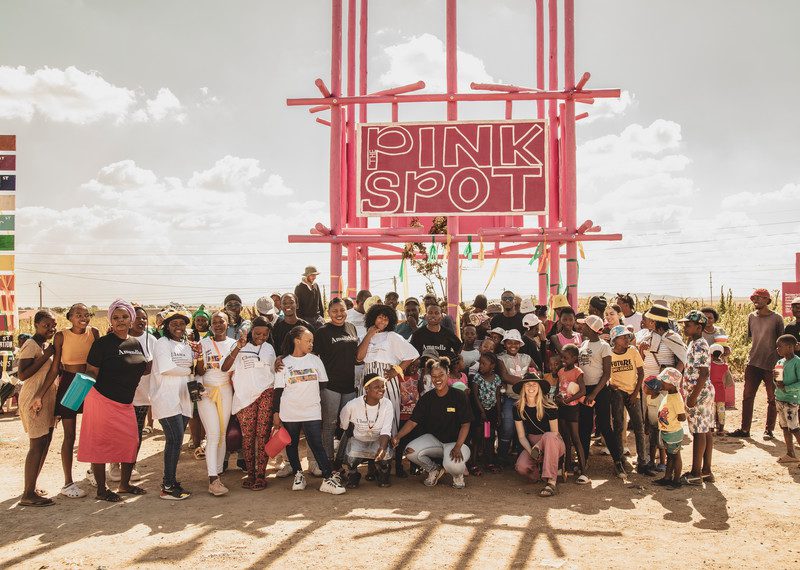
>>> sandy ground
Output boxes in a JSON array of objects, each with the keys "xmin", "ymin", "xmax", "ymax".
[{"xmin": 0, "ymin": 389, "xmax": 798, "ymax": 570}]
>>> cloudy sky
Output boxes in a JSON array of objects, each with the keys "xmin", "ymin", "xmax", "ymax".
[{"xmin": 1, "ymin": 0, "xmax": 799, "ymax": 308}]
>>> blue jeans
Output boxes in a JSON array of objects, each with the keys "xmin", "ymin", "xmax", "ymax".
[
  {"xmin": 284, "ymin": 419, "xmax": 333, "ymax": 478},
  {"xmin": 498, "ymin": 395, "xmax": 517, "ymax": 458},
  {"xmin": 159, "ymin": 414, "xmax": 188, "ymax": 487}
]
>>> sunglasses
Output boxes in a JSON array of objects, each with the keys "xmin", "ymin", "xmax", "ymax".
[{"xmin": 501, "ymin": 296, "xmax": 515, "ymax": 302}]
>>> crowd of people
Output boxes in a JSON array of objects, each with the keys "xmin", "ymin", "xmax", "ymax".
[{"xmin": 7, "ymin": 264, "xmax": 800, "ymax": 507}]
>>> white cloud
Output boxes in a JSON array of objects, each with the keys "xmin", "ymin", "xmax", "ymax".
[
  {"xmin": 0, "ymin": 65, "xmax": 188, "ymax": 124},
  {"xmin": 380, "ymin": 33, "xmax": 493, "ymax": 92},
  {"xmin": 579, "ymin": 90, "xmax": 635, "ymax": 124},
  {"xmin": 721, "ymin": 181, "xmax": 800, "ymax": 209}
]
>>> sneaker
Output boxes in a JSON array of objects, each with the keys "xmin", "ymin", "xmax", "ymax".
[
  {"xmin": 236, "ymin": 458, "xmax": 247, "ymax": 471},
  {"xmin": 320, "ymin": 477, "xmax": 346, "ymax": 495},
  {"xmin": 160, "ymin": 484, "xmax": 191, "ymax": 500},
  {"xmin": 599, "ymin": 447, "xmax": 610, "ymax": 456},
  {"xmin": 60, "ymin": 482, "xmax": 87, "ymax": 499},
  {"xmin": 108, "ymin": 464, "xmax": 122, "ymax": 482},
  {"xmin": 208, "ymin": 479, "xmax": 229, "ymax": 496},
  {"xmin": 130, "ymin": 468, "xmax": 142, "ymax": 481},
  {"xmin": 653, "ymin": 477, "xmax": 672, "ymax": 487},
  {"xmin": 292, "ymin": 471, "xmax": 307, "ymax": 491},
  {"xmin": 623, "ymin": 447, "xmax": 631, "ymax": 457},
  {"xmin": 613, "ymin": 461, "xmax": 628, "ymax": 478},
  {"xmin": 636, "ymin": 464, "xmax": 658, "ymax": 476},
  {"xmin": 276, "ymin": 462, "xmax": 294, "ymax": 478},
  {"xmin": 85, "ymin": 469, "xmax": 97, "ymax": 488},
  {"xmin": 424, "ymin": 467, "xmax": 445, "ymax": 487},
  {"xmin": 307, "ymin": 460, "xmax": 323, "ymax": 477},
  {"xmin": 666, "ymin": 479, "xmax": 683, "ymax": 490},
  {"xmin": 656, "ymin": 463, "xmax": 667, "ymax": 472},
  {"xmin": 763, "ymin": 430, "xmax": 774, "ymax": 441},
  {"xmin": 452, "ymin": 474, "xmax": 466, "ymax": 489},
  {"xmin": 345, "ymin": 470, "xmax": 362, "ymax": 489},
  {"xmin": 727, "ymin": 429, "xmax": 750, "ymax": 438}
]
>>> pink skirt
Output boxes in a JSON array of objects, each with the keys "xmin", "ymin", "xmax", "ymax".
[{"xmin": 77, "ymin": 388, "xmax": 138, "ymax": 464}]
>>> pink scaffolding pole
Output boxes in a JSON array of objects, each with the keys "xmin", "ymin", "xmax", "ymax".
[
  {"xmin": 564, "ymin": 0, "xmax": 579, "ymax": 306},
  {"xmin": 445, "ymin": 0, "xmax": 460, "ymax": 322},
  {"xmin": 547, "ymin": 0, "xmax": 561, "ymax": 298},
  {"xmin": 328, "ymin": 0, "xmax": 344, "ymax": 297},
  {"xmin": 535, "ymin": 0, "xmax": 548, "ymax": 305}
]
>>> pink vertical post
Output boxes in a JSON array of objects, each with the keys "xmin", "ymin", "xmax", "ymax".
[
  {"xmin": 563, "ymin": 0, "xmax": 579, "ymax": 306},
  {"xmin": 446, "ymin": 0, "xmax": 460, "ymax": 323},
  {"xmin": 360, "ymin": 246, "xmax": 370, "ymax": 290},
  {"xmin": 344, "ymin": 0, "xmax": 358, "ymax": 298},
  {"xmin": 329, "ymin": 0, "xmax": 344, "ymax": 297},
  {"xmin": 796, "ymin": 252, "xmax": 800, "ymax": 282},
  {"xmin": 535, "ymin": 0, "xmax": 547, "ymax": 305},
  {"xmin": 547, "ymin": 0, "xmax": 560, "ymax": 298}
]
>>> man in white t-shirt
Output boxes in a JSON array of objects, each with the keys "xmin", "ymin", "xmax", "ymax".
[{"xmin": 347, "ymin": 289, "xmax": 371, "ymax": 340}]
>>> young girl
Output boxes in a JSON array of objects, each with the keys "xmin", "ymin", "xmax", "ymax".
[
  {"xmin": 396, "ymin": 358, "xmax": 421, "ymax": 477},
  {"xmin": 39, "ymin": 303, "xmax": 99, "ymax": 499},
  {"xmin": 448, "ymin": 354, "xmax": 468, "ymax": 387},
  {"xmin": 18, "ymin": 310, "xmax": 57, "ymax": 506},
  {"xmin": 187, "ymin": 307, "xmax": 211, "ymax": 451},
  {"xmin": 708, "ymin": 344, "xmax": 731, "ymax": 435},
  {"xmin": 272, "ymin": 326, "xmax": 346, "ymax": 495},
  {"xmin": 549, "ymin": 308, "xmax": 582, "ymax": 356},
  {"xmin": 222, "ymin": 316, "xmax": 275, "ymax": 492},
  {"xmin": 556, "ymin": 345, "xmax": 588, "ymax": 483},
  {"xmin": 471, "ymin": 352, "xmax": 502, "ymax": 473}
]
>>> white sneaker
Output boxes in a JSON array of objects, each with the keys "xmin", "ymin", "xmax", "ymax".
[
  {"xmin": 307, "ymin": 459, "xmax": 323, "ymax": 477},
  {"xmin": 130, "ymin": 468, "xmax": 142, "ymax": 481},
  {"xmin": 600, "ymin": 447, "xmax": 610, "ymax": 456},
  {"xmin": 85, "ymin": 469, "xmax": 97, "ymax": 488},
  {"xmin": 424, "ymin": 467, "xmax": 444, "ymax": 487},
  {"xmin": 60, "ymin": 482, "xmax": 87, "ymax": 498},
  {"xmin": 623, "ymin": 447, "xmax": 631, "ymax": 457},
  {"xmin": 319, "ymin": 477, "xmax": 346, "ymax": 495},
  {"xmin": 452, "ymin": 474, "xmax": 466, "ymax": 489},
  {"xmin": 292, "ymin": 471, "xmax": 307, "ymax": 491},
  {"xmin": 276, "ymin": 462, "xmax": 294, "ymax": 478},
  {"xmin": 108, "ymin": 464, "xmax": 122, "ymax": 482}
]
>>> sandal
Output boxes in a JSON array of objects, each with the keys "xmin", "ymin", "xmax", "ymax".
[
  {"xmin": 469, "ymin": 465, "xmax": 483, "ymax": 477},
  {"xmin": 252, "ymin": 477, "xmax": 267, "ymax": 491},
  {"xmin": 97, "ymin": 490, "xmax": 122, "ymax": 503},
  {"xmin": 777, "ymin": 455, "xmax": 800, "ymax": 464},
  {"xmin": 576, "ymin": 474, "xmax": 591, "ymax": 485},
  {"xmin": 241, "ymin": 476, "xmax": 254, "ymax": 489},
  {"xmin": 701, "ymin": 473, "xmax": 716, "ymax": 483},
  {"xmin": 19, "ymin": 496, "xmax": 55, "ymax": 507},
  {"xmin": 487, "ymin": 463, "xmax": 502, "ymax": 474},
  {"xmin": 60, "ymin": 482, "xmax": 87, "ymax": 499},
  {"xmin": 194, "ymin": 446, "xmax": 206, "ymax": 460},
  {"xmin": 35, "ymin": 489, "xmax": 48, "ymax": 497},
  {"xmin": 678, "ymin": 472, "xmax": 703, "ymax": 486},
  {"xmin": 141, "ymin": 425, "xmax": 153, "ymax": 435},
  {"xmin": 539, "ymin": 483, "xmax": 557, "ymax": 497},
  {"xmin": 118, "ymin": 485, "xmax": 147, "ymax": 495}
]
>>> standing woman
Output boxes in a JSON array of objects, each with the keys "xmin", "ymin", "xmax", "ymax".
[
  {"xmin": 187, "ymin": 306, "xmax": 211, "ymax": 451},
  {"xmin": 357, "ymin": 303, "xmax": 419, "ymax": 437},
  {"xmin": 150, "ymin": 308, "xmax": 200, "ymax": 500},
  {"xmin": 18, "ymin": 310, "xmax": 57, "ymax": 506},
  {"xmin": 222, "ymin": 316, "xmax": 276, "ymax": 491},
  {"xmin": 198, "ymin": 311, "xmax": 236, "ymax": 495},
  {"xmin": 38, "ymin": 303, "xmax": 99, "ymax": 499},
  {"xmin": 76, "ymin": 300, "xmax": 148, "ymax": 502},
  {"xmin": 190, "ymin": 306, "xmax": 212, "ymax": 341}
]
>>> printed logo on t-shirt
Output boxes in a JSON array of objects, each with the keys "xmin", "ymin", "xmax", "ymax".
[
  {"xmin": 611, "ymin": 357, "xmax": 634, "ymax": 374},
  {"xmin": 658, "ymin": 405, "xmax": 670, "ymax": 427},
  {"xmin": 287, "ymin": 368, "xmax": 319, "ymax": 384},
  {"xmin": 579, "ymin": 347, "xmax": 592, "ymax": 367},
  {"xmin": 331, "ymin": 335, "xmax": 358, "ymax": 344},
  {"xmin": 118, "ymin": 349, "xmax": 143, "ymax": 356},
  {"xmin": 446, "ymin": 407, "xmax": 455, "ymax": 413}
]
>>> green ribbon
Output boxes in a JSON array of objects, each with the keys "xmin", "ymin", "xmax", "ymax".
[
  {"xmin": 398, "ymin": 258, "xmax": 405, "ymax": 282},
  {"xmin": 464, "ymin": 235, "xmax": 473, "ymax": 260},
  {"xmin": 428, "ymin": 237, "xmax": 437, "ymax": 262},
  {"xmin": 528, "ymin": 242, "xmax": 543, "ymax": 266}
]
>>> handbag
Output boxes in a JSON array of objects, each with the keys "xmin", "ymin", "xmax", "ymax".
[{"xmin": 225, "ymin": 415, "xmax": 242, "ymax": 452}]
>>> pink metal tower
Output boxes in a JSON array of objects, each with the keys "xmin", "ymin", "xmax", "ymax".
[{"xmin": 287, "ymin": 0, "xmax": 622, "ymax": 320}]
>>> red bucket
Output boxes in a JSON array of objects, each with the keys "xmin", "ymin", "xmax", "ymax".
[{"xmin": 264, "ymin": 426, "xmax": 292, "ymax": 458}]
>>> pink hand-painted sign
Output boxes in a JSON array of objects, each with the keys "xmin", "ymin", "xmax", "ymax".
[
  {"xmin": 357, "ymin": 120, "xmax": 548, "ymax": 217},
  {"xmin": 782, "ymin": 282, "xmax": 800, "ymax": 317}
]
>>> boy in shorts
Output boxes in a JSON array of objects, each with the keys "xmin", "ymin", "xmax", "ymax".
[
  {"xmin": 775, "ymin": 335, "xmax": 800, "ymax": 463},
  {"xmin": 645, "ymin": 368, "xmax": 686, "ymax": 489}
]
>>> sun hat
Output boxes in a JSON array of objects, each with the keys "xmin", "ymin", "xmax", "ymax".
[
  {"xmin": 162, "ymin": 306, "xmax": 191, "ymax": 324},
  {"xmin": 678, "ymin": 310, "xmax": 708, "ymax": 325},
  {"xmin": 512, "ymin": 374, "xmax": 551, "ymax": 396},
  {"xmin": 519, "ymin": 297, "xmax": 536, "ymax": 314},
  {"xmin": 709, "ymin": 343, "xmax": 725, "ymax": 356},
  {"xmin": 489, "ymin": 327, "xmax": 506, "ymax": 337},
  {"xmin": 192, "ymin": 304, "xmax": 211, "ymax": 322},
  {"xmin": 486, "ymin": 303, "xmax": 503, "ymax": 315},
  {"xmin": 749, "ymin": 288, "xmax": 771, "ymax": 301},
  {"xmin": 657, "ymin": 367, "xmax": 683, "ymax": 387},
  {"xmin": 577, "ymin": 314, "xmax": 604, "ymax": 333},
  {"xmin": 609, "ymin": 324, "xmax": 633, "ymax": 342},
  {"xmin": 503, "ymin": 329, "xmax": 523, "ymax": 343},
  {"xmin": 363, "ymin": 295, "xmax": 382, "ymax": 314},
  {"xmin": 550, "ymin": 294, "xmax": 570, "ymax": 310},
  {"xmin": 652, "ymin": 299, "xmax": 672, "ymax": 313},
  {"xmin": 643, "ymin": 305, "xmax": 670, "ymax": 323},
  {"xmin": 302, "ymin": 266, "xmax": 320, "ymax": 277},
  {"xmin": 522, "ymin": 313, "xmax": 541, "ymax": 329},
  {"xmin": 469, "ymin": 312, "xmax": 490, "ymax": 326},
  {"xmin": 255, "ymin": 296, "xmax": 277, "ymax": 318},
  {"xmin": 791, "ymin": 296, "xmax": 800, "ymax": 306}
]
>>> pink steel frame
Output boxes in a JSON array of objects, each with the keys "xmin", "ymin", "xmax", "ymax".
[{"xmin": 286, "ymin": 0, "xmax": 622, "ymax": 320}]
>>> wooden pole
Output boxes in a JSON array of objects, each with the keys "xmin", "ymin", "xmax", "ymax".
[
  {"xmin": 547, "ymin": 0, "xmax": 560, "ymax": 297},
  {"xmin": 563, "ymin": 0, "xmax": 579, "ymax": 306},
  {"xmin": 329, "ymin": 0, "xmax": 344, "ymax": 297},
  {"xmin": 446, "ymin": 0, "xmax": 460, "ymax": 324},
  {"xmin": 535, "ymin": 0, "xmax": 547, "ymax": 305}
]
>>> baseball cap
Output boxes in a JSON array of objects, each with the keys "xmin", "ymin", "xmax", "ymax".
[
  {"xmin": 609, "ymin": 324, "xmax": 633, "ymax": 342},
  {"xmin": 519, "ymin": 297, "xmax": 536, "ymax": 314},
  {"xmin": 750, "ymin": 288, "xmax": 771, "ymax": 301},
  {"xmin": 678, "ymin": 310, "xmax": 708, "ymax": 325},
  {"xmin": 503, "ymin": 329, "xmax": 523, "ymax": 343},
  {"xmin": 486, "ymin": 303, "xmax": 503, "ymax": 314},
  {"xmin": 709, "ymin": 343, "xmax": 725, "ymax": 356},
  {"xmin": 421, "ymin": 348, "xmax": 439, "ymax": 360},
  {"xmin": 643, "ymin": 375, "xmax": 662, "ymax": 392},
  {"xmin": 577, "ymin": 314, "xmax": 604, "ymax": 333},
  {"xmin": 404, "ymin": 296, "xmax": 420, "ymax": 307},
  {"xmin": 522, "ymin": 313, "xmax": 541, "ymax": 329}
]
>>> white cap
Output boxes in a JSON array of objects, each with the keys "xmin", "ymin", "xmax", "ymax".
[
  {"xmin": 522, "ymin": 313, "xmax": 541, "ymax": 329},
  {"xmin": 577, "ymin": 314, "xmax": 604, "ymax": 333}
]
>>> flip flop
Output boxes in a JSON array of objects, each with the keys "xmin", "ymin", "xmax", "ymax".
[
  {"xmin": 777, "ymin": 455, "xmax": 800, "ymax": 464},
  {"xmin": 96, "ymin": 490, "xmax": 123, "ymax": 503},
  {"xmin": 19, "ymin": 496, "xmax": 55, "ymax": 507},
  {"xmin": 194, "ymin": 446, "xmax": 206, "ymax": 460},
  {"xmin": 118, "ymin": 485, "xmax": 147, "ymax": 495},
  {"xmin": 241, "ymin": 476, "xmax": 254, "ymax": 489},
  {"xmin": 539, "ymin": 483, "xmax": 557, "ymax": 497},
  {"xmin": 35, "ymin": 489, "xmax": 47, "ymax": 497},
  {"xmin": 251, "ymin": 478, "xmax": 268, "ymax": 491}
]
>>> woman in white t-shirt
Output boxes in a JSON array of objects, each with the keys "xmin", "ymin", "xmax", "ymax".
[
  {"xmin": 222, "ymin": 316, "xmax": 276, "ymax": 492},
  {"xmin": 356, "ymin": 304, "xmax": 419, "ymax": 435},
  {"xmin": 272, "ymin": 325, "xmax": 345, "ymax": 495},
  {"xmin": 150, "ymin": 310, "xmax": 201, "ymax": 500},
  {"xmin": 198, "ymin": 312, "xmax": 236, "ymax": 496}
]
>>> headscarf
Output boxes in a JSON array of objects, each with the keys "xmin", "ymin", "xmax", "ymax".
[
  {"xmin": 108, "ymin": 298, "xmax": 137, "ymax": 324},
  {"xmin": 192, "ymin": 304, "xmax": 211, "ymax": 322}
]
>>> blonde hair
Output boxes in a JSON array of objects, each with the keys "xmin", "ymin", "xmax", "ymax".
[{"xmin": 516, "ymin": 380, "xmax": 557, "ymax": 422}]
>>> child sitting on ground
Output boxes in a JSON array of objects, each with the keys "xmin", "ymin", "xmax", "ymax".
[
  {"xmin": 774, "ymin": 335, "xmax": 800, "ymax": 464},
  {"xmin": 709, "ymin": 343, "xmax": 732, "ymax": 435},
  {"xmin": 555, "ymin": 344, "xmax": 589, "ymax": 483},
  {"xmin": 645, "ymin": 368, "xmax": 686, "ymax": 489},
  {"xmin": 470, "ymin": 352, "xmax": 502, "ymax": 474}
]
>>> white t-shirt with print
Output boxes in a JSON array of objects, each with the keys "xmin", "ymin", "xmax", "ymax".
[
  {"xmin": 200, "ymin": 336, "xmax": 235, "ymax": 387},
  {"xmin": 347, "ymin": 308, "xmax": 367, "ymax": 340},
  {"xmin": 150, "ymin": 337, "xmax": 194, "ymax": 420},
  {"xmin": 132, "ymin": 331, "xmax": 156, "ymax": 407},
  {"xmin": 363, "ymin": 331, "xmax": 419, "ymax": 366},
  {"xmin": 274, "ymin": 353, "xmax": 329, "ymax": 422},
  {"xmin": 579, "ymin": 339, "xmax": 612, "ymax": 387},
  {"xmin": 231, "ymin": 341, "xmax": 276, "ymax": 414},
  {"xmin": 339, "ymin": 396, "xmax": 394, "ymax": 442}
]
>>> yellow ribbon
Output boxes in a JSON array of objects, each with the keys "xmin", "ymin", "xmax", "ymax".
[
  {"xmin": 478, "ymin": 237, "xmax": 485, "ymax": 264},
  {"xmin": 205, "ymin": 385, "xmax": 227, "ymax": 445},
  {"xmin": 578, "ymin": 241, "xmax": 585, "ymax": 259},
  {"xmin": 483, "ymin": 258, "xmax": 501, "ymax": 293}
]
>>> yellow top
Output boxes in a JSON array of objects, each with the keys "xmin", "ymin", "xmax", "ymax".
[{"xmin": 61, "ymin": 328, "xmax": 94, "ymax": 365}]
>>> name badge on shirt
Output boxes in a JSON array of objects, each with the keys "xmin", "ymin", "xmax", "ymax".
[{"xmin": 446, "ymin": 407, "xmax": 456, "ymax": 413}]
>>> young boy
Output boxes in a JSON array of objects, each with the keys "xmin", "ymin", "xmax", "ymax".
[
  {"xmin": 774, "ymin": 335, "xmax": 800, "ymax": 463},
  {"xmin": 397, "ymin": 359, "xmax": 422, "ymax": 477},
  {"xmin": 709, "ymin": 344, "xmax": 732, "ymax": 435},
  {"xmin": 646, "ymin": 368, "xmax": 686, "ymax": 489}
]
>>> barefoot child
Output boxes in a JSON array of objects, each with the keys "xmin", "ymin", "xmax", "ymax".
[
  {"xmin": 774, "ymin": 335, "xmax": 800, "ymax": 463},
  {"xmin": 555, "ymin": 344, "xmax": 589, "ymax": 483},
  {"xmin": 646, "ymin": 369, "xmax": 686, "ymax": 489},
  {"xmin": 709, "ymin": 344, "xmax": 732, "ymax": 435}
]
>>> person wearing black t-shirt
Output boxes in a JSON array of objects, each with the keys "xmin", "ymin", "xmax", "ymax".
[
  {"xmin": 77, "ymin": 300, "xmax": 148, "ymax": 502},
  {"xmin": 512, "ymin": 376, "xmax": 564, "ymax": 497},
  {"xmin": 786, "ymin": 298, "xmax": 800, "ymax": 355},
  {"xmin": 410, "ymin": 304, "xmax": 462, "ymax": 360},
  {"xmin": 491, "ymin": 290, "xmax": 526, "ymax": 336},
  {"xmin": 314, "ymin": 298, "xmax": 360, "ymax": 459},
  {"xmin": 272, "ymin": 293, "xmax": 312, "ymax": 353},
  {"xmin": 392, "ymin": 356, "xmax": 473, "ymax": 489}
]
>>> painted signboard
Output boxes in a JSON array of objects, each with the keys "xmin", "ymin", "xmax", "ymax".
[
  {"xmin": 357, "ymin": 120, "xmax": 548, "ymax": 217},
  {"xmin": 782, "ymin": 282, "xmax": 800, "ymax": 317}
]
